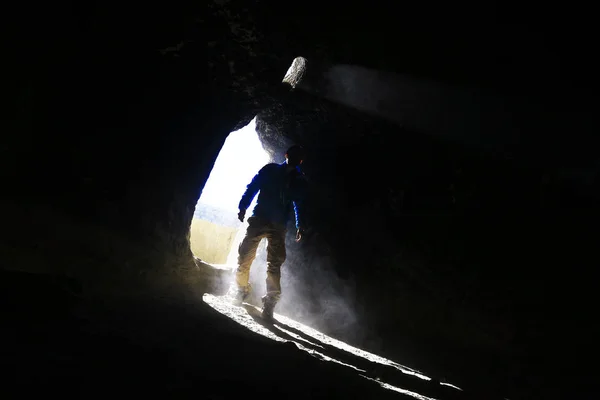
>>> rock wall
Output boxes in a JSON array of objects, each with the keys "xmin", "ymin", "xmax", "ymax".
[
  {"xmin": 5, "ymin": 2, "xmax": 599, "ymax": 398},
  {"xmin": 253, "ymin": 59, "xmax": 599, "ymax": 395}
]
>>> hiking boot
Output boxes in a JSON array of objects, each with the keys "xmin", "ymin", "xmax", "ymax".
[
  {"xmin": 261, "ymin": 295, "xmax": 277, "ymax": 321},
  {"xmin": 231, "ymin": 286, "xmax": 250, "ymax": 306}
]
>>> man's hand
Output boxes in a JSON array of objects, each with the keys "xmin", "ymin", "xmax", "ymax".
[
  {"xmin": 295, "ymin": 228, "xmax": 304, "ymax": 242},
  {"xmin": 238, "ymin": 209, "xmax": 246, "ymax": 223}
]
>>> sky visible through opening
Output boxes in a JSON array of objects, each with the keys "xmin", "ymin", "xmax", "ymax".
[
  {"xmin": 197, "ymin": 117, "xmax": 269, "ymax": 213},
  {"xmin": 191, "ymin": 117, "xmax": 270, "ymax": 265}
]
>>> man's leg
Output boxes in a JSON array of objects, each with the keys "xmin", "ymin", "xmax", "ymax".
[
  {"xmin": 263, "ymin": 226, "xmax": 287, "ymax": 317},
  {"xmin": 235, "ymin": 217, "xmax": 264, "ymax": 302}
]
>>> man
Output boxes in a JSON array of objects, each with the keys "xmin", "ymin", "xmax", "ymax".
[{"xmin": 232, "ymin": 145, "xmax": 307, "ymax": 321}]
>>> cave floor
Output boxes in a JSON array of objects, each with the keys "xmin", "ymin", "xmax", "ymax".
[{"xmin": 1, "ymin": 270, "xmax": 499, "ymax": 400}]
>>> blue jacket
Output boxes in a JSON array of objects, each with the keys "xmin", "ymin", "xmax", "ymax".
[{"xmin": 239, "ymin": 162, "xmax": 307, "ymax": 229}]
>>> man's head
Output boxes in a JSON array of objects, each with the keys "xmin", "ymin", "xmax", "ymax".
[{"xmin": 285, "ymin": 145, "xmax": 305, "ymax": 167}]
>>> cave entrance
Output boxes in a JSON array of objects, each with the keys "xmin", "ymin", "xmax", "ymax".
[{"xmin": 190, "ymin": 117, "xmax": 270, "ymax": 265}]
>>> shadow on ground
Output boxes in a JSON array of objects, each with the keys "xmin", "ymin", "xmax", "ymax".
[
  {"xmin": 204, "ymin": 294, "xmax": 505, "ymax": 400},
  {"xmin": 0, "ymin": 270, "xmax": 421, "ymax": 399},
  {"xmin": 1, "ymin": 268, "xmax": 511, "ymax": 399}
]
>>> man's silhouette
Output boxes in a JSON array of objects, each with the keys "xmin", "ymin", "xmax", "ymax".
[{"xmin": 232, "ymin": 145, "xmax": 307, "ymax": 320}]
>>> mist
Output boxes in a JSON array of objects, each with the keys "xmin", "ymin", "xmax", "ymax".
[
  {"xmin": 234, "ymin": 225, "xmax": 366, "ymax": 345},
  {"xmin": 192, "ymin": 116, "xmax": 369, "ymax": 348}
]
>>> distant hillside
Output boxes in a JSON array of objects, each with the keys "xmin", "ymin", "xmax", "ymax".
[{"xmin": 194, "ymin": 202, "xmax": 241, "ymax": 228}]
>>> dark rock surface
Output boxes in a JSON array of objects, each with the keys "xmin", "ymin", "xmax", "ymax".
[
  {"xmin": 4, "ymin": 2, "xmax": 599, "ymax": 400},
  {"xmin": 0, "ymin": 270, "xmax": 407, "ymax": 399}
]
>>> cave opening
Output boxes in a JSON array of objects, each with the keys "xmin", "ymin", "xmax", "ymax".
[
  {"xmin": 190, "ymin": 55, "xmax": 309, "ymax": 267},
  {"xmin": 190, "ymin": 117, "xmax": 269, "ymax": 268}
]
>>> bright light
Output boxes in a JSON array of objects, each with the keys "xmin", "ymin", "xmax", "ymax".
[
  {"xmin": 203, "ymin": 293, "xmax": 449, "ymax": 400},
  {"xmin": 198, "ymin": 117, "xmax": 270, "ymax": 213},
  {"xmin": 191, "ymin": 117, "xmax": 270, "ymax": 264},
  {"xmin": 440, "ymin": 382, "xmax": 463, "ymax": 391}
]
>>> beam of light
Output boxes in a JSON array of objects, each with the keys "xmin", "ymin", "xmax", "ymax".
[
  {"xmin": 360, "ymin": 376, "xmax": 438, "ymax": 400},
  {"xmin": 275, "ymin": 325, "xmax": 326, "ymax": 350},
  {"xmin": 276, "ymin": 307, "xmax": 431, "ymax": 381},
  {"xmin": 202, "ymin": 293, "xmax": 462, "ymax": 400},
  {"xmin": 440, "ymin": 382, "xmax": 463, "ymax": 391},
  {"xmin": 295, "ymin": 63, "xmax": 520, "ymax": 158}
]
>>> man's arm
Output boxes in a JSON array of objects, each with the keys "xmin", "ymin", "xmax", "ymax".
[
  {"xmin": 292, "ymin": 176, "xmax": 308, "ymax": 241},
  {"xmin": 293, "ymin": 200, "xmax": 303, "ymax": 230},
  {"xmin": 238, "ymin": 168, "xmax": 263, "ymax": 221},
  {"xmin": 293, "ymin": 200, "xmax": 304, "ymax": 242}
]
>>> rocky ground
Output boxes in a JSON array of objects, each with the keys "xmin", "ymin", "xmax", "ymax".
[{"xmin": 1, "ymin": 269, "xmax": 508, "ymax": 400}]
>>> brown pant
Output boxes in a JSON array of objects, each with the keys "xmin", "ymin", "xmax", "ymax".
[{"xmin": 235, "ymin": 216, "xmax": 287, "ymax": 301}]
